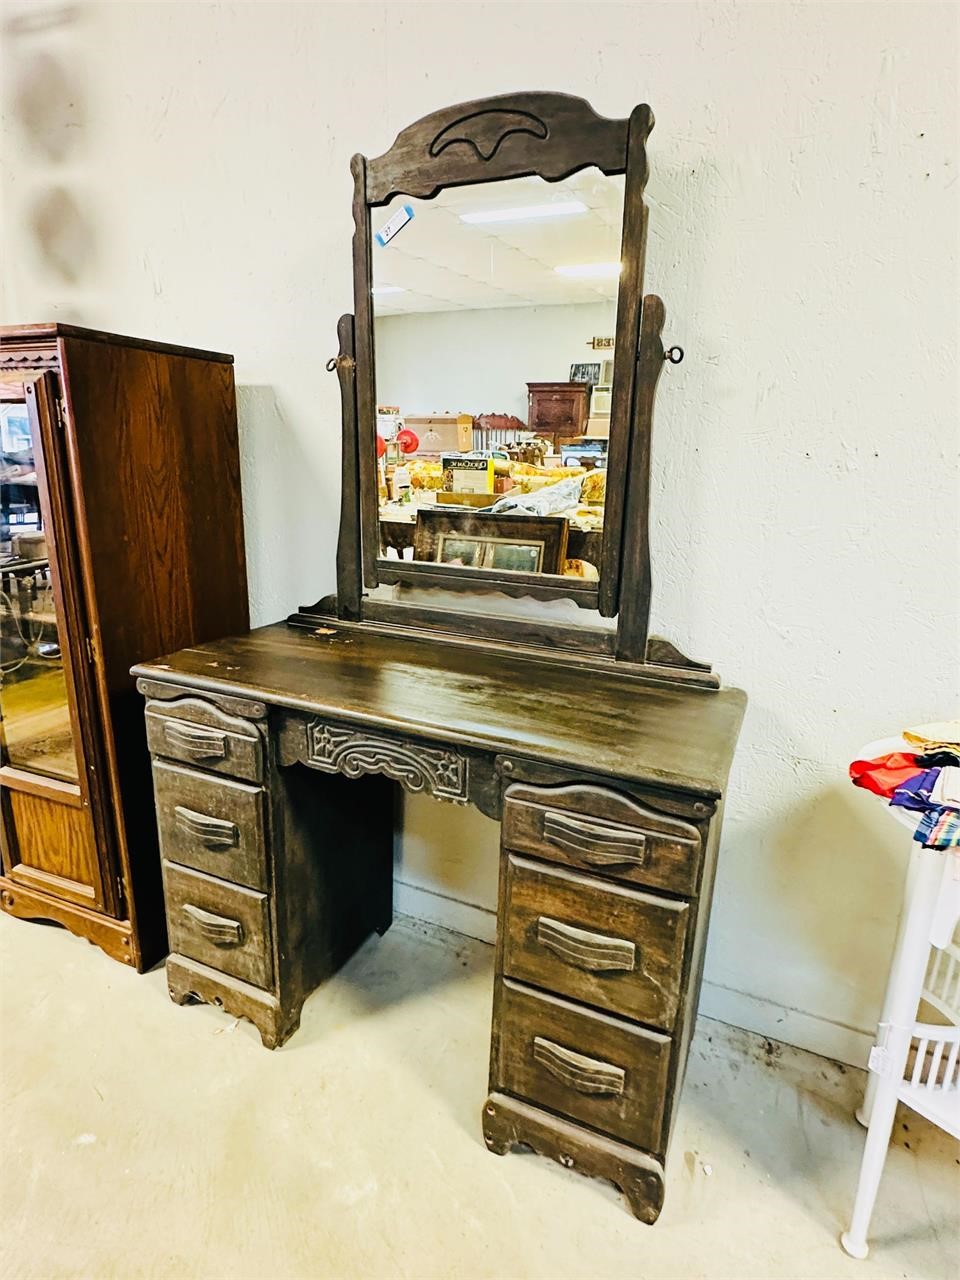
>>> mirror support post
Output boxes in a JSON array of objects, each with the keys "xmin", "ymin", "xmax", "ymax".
[
  {"xmin": 614, "ymin": 295, "xmax": 665, "ymax": 662},
  {"xmin": 333, "ymin": 313, "xmax": 363, "ymax": 621}
]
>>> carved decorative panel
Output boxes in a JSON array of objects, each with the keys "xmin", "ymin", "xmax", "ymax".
[{"xmin": 305, "ymin": 720, "xmax": 469, "ymax": 802}]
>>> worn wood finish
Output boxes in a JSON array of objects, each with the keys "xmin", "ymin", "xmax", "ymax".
[
  {"xmin": 333, "ymin": 314, "xmax": 363, "ymax": 621},
  {"xmin": 145, "ymin": 697, "xmax": 263, "ymax": 783},
  {"xmin": 492, "ymin": 979, "xmax": 671, "ymax": 1153},
  {"xmin": 502, "ymin": 855, "xmax": 688, "ymax": 1030},
  {"xmin": 351, "ymin": 155, "xmax": 380, "ymax": 588},
  {"xmin": 526, "ymin": 381, "xmax": 591, "ymax": 445},
  {"xmin": 598, "ymin": 106, "xmax": 654, "ymax": 618},
  {"xmin": 153, "ymin": 761, "xmax": 267, "ymax": 891},
  {"xmin": 166, "ymin": 954, "xmax": 292, "ymax": 1048},
  {"xmin": 615, "ymin": 296, "xmax": 666, "ymax": 660},
  {"xmin": 0, "ymin": 324, "xmax": 248, "ymax": 969},
  {"xmin": 375, "ymin": 558, "xmax": 599, "ymax": 608},
  {"xmin": 133, "ymin": 623, "xmax": 746, "ymax": 800},
  {"xmin": 482, "ymin": 1092, "xmax": 665, "ymax": 1224},
  {"xmin": 503, "ymin": 782, "xmax": 706, "ymax": 896},
  {"xmin": 163, "ymin": 862, "xmax": 273, "ymax": 989}
]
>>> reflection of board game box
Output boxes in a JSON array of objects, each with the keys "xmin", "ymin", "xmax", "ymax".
[{"xmin": 441, "ymin": 455, "xmax": 494, "ymax": 494}]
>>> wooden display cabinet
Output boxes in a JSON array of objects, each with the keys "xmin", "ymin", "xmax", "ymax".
[{"xmin": 0, "ymin": 324, "xmax": 248, "ymax": 969}]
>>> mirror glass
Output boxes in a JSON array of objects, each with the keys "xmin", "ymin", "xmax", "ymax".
[{"xmin": 371, "ymin": 170, "xmax": 624, "ymax": 584}]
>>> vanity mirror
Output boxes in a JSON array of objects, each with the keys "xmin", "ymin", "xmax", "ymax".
[{"xmin": 294, "ymin": 92, "xmax": 694, "ymax": 672}]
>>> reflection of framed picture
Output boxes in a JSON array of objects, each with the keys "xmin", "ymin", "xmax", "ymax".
[
  {"xmin": 413, "ymin": 507, "xmax": 569, "ymax": 576},
  {"xmin": 569, "ymin": 362, "xmax": 601, "ymax": 387}
]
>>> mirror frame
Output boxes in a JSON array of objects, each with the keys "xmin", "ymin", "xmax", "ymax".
[
  {"xmin": 298, "ymin": 92, "xmax": 692, "ymax": 667},
  {"xmin": 356, "ymin": 94, "xmax": 651, "ymax": 612}
]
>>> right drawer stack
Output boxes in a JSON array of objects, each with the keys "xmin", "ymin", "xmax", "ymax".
[{"xmin": 491, "ymin": 782, "xmax": 703, "ymax": 1157}]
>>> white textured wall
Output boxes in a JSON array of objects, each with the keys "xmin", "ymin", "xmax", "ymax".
[
  {"xmin": 2, "ymin": 1, "xmax": 957, "ymax": 1065},
  {"xmin": 374, "ymin": 301, "xmax": 616, "ymax": 420}
]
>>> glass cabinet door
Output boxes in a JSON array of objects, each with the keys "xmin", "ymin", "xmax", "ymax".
[{"xmin": 0, "ymin": 399, "xmax": 80, "ymax": 783}]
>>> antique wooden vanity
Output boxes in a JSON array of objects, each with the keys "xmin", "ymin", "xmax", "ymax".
[{"xmin": 133, "ymin": 93, "xmax": 745, "ymax": 1223}]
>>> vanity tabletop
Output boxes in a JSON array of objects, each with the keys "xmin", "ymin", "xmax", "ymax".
[{"xmin": 133, "ymin": 622, "xmax": 746, "ymax": 799}]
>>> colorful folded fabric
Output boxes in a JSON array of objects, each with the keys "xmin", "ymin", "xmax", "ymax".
[
  {"xmin": 903, "ymin": 720, "xmax": 960, "ymax": 751},
  {"xmin": 913, "ymin": 807, "xmax": 960, "ymax": 850},
  {"xmin": 930, "ymin": 766, "xmax": 960, "ymax": 810},
  {"xmin": 850, "ymin": 752, "xmax": 921, "ymax": 798},
  {"xmin": 889, "ymin": 768, "xmax": 942, "ymax": 811}
]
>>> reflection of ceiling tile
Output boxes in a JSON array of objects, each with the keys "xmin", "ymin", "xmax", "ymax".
[{"xmin": 371, "ymin": 172, "xmax": 625, "ymax": 315}]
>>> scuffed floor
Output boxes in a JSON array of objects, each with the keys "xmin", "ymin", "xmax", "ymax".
[{"xmin": 0, "ymin": 913, "xmax": 956, "ymax": 1280}]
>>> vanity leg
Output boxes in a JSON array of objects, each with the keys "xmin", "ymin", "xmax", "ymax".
[
  {"xmin": 166, "ymin": 954, "xmax": 301, "ymax": 1049},
  {"xmin": 482, "ymin": 1092, "xmax": 666, "ymax": 1224}
]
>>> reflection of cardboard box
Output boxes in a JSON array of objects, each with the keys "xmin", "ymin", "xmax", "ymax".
[
  {"xmin": 442, "ymin": 455, "xmax": 494, "ymax": 494},
  {"xmin": 586, "ymin": 417, "xmax": 610, "ymax": 438},
  {"xmin": 436, "ymin": 491, "xmax": 492, "ymax": 508},
  {"xmin": 407, "ymin": 415, "xmax": 473, "ymax": 454}
]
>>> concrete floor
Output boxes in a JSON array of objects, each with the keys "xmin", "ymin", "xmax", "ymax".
[{"xmin": 1, "ymin": 914, "xmax": 957, "ymax": 1280}]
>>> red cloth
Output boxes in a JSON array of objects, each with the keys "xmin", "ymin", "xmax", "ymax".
[{"xmin": 850, "ymin": 752, "xmax": 920, "ymax": 798}]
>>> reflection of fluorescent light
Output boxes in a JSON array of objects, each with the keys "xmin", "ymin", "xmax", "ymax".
[
  {"xmin": 555, "ymin": 262, "xmax": 622, "ymax": 278},
  {"xmin": 460, "ymin": 200, "xmax": 587, "ymax": 225},
  {"xmin": 372, "ymin": 285, "xmax": 405, "ymax": 295}
]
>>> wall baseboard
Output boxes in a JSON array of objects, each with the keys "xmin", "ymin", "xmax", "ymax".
[{"xmin": 394, "ymin": 878, "xmax": 875, "ymax": 1070}]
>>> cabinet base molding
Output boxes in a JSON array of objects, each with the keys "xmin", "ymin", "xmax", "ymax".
[
  {"xmin": 0, "ymin": 876, "xmax": 137, "ymax": 968},
  {"xmin": 481, "ymin": 1091, "xmax": 665, "ymax": 1224},
  {"xmin": 166, "ymin": 954, "xmax": 298, "ymax": 1050}
]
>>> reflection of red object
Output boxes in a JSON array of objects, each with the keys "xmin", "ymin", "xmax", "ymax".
[
  {"xmin": 376, "ymin": 434, "xmax": 387, "ymax": 459},
  {"xmin": 396, "ymin": 428, "xmax": 419, "ymax": 454}
]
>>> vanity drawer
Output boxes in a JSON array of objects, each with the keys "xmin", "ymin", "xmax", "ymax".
[
  {"xmin": 502, "ymin": 783, "xmax": 702, "ymax": 897},
  {"xmin": 503, "ymin": 855, "xmax": 688, "ymax": 1030},
  {"xmin": 146, "ymin": 704, "xmax": 262, "ymax": 783},
  {"xmin": 164, "ymin": 863, "xmax": 273, "ymax": 989},
  {"xmin": 494, "ymin": 980, "xmax": 671, "ymax": 1154},
  {"xmin": 153, "ymin": 761, "xmax": 267, "ymax": 891}
]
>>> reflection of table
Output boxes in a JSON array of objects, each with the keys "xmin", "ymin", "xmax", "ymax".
[
  {"xmin": 379, "ymin": 512, "xmax": 603, "ymax": 566},
  {"xmin": 841, "ymin": 737, "xmax": 960, "ymax": 1258}
]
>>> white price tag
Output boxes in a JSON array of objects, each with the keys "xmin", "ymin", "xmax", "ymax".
[{"xmin": 375, "ymin": 205, "xmax": 414, "ymax": 247}]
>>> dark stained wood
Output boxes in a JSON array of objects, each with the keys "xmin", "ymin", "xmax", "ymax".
[
  {"xmin": 365, "ymin": 92, "xmax": 632, "ymax": 205},
  {"xmin": 1, "ymin": 322, "xmax": 232, "ymax": 364},
  {"xmin": 163, "ymin": 862, "xmax": 273, "ymax": 989},
  {"xmin": 615, "ymin": 296, "xmax": 666, "ymax": 661},
  {"xmin": 526, "ymin": 381, "xmax": 591, "ymax": 446},
  {"xmin": 133, "ymin": 623, "xmax": 746, "ymax": 799},
  {"xmin": 482, "ymin": 1092, "xmax": 665, "ymax": 1224},
  {"xmin": 333, "ymin": 314, "xmax": 363, "ymax": 620},
  {"xmin": 144, "ymin": 696, "xmax": 263, "ymax": 783},
  {"xmin": 598, "ymin": 104, "xmax": 654, "ymax": 618},
  {"xmin": 153, "ymin": 761, "xmax": 267, "ymax": 891},
  {"xmin": 361, "ymin": 599, "xmax": 616, "ymax": 657},
  {"xmin": 0, "ymin": 328, "xmax": 248, "ymax": 971},
  {"xmin": 166, "ymin": 953, "xmax": 289, "ymax": 1048},
  {"xmin": 502, "ymin": 782, "xmax": 706, "ymax": 896},
  {"xmin": 351, "ymin": 155, "xmax": 380, "ymax": 588},
  {"xmin": 502, "ymin": 854, "xmax": 688, "ymax": 1030},
  {"xmin": 492, "ymin": 979, "xmax": 671, "ymax": 1154},
  {"xmin": 376, "ymin": 558, "xmax": 599, "ymax": 608}
]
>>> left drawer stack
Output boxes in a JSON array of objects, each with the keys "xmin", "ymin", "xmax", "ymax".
[{"xmin": 145, "ymin": 698, "xmax": 281, "ymax": 1045}]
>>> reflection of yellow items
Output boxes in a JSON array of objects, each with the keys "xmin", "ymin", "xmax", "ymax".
[
  {"xmin": 581, "ymin": 470, "xmax": 606, "ymax": 504},
  {"xmin": 408, "ymin": 461, "xmax": 444, "ymax": 490}
]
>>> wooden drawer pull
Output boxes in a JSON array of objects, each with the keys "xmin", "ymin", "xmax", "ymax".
[
  {"xmin": 536, "ymin": 916, "xmax": 636, "ymax": 973},
  {"xmin": 174, "ymin": 806, "xmax": 239, "ymax": 850},
  {"xmin": 164, "ymin": 721, "xmax": 228, "ymax": 761},
  {"xmin": 181, "ymin": 903, "xmax": 243, "ymax": 947},
  {"xmin": 543, "ymin": 810, "xmax": 646, "ymax": 867},
  {"xmin": 532, "ymin": 1037, "xmax": 625, "ymax": 1097}
]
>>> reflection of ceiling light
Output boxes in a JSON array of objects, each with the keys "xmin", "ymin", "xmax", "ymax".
[
  {"xmin": 460, "ymin": 201, "xmax": 587, "ymax": 225},
  {"xmin": 372, "ymin": 286, "xmax": 405, "ymax": 295},
  {"xmin": 554, "ymin": 262, "xmax": 622, "ymax": 278}
]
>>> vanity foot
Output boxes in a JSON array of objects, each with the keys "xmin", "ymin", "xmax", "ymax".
[
  {"xmin": 482, "ymin": 1092, "xmax": 665, "ymax": 1223},
  {"xmin": 166, "ymin": 954, "xmax": 298, "ymax": 1049}
]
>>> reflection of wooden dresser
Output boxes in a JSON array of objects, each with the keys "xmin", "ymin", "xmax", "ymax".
[{"xmin": 526, "ymin": 382, "xmax": 590, "ymax": 444}]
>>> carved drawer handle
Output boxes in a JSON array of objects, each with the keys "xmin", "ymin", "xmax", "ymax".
[
  {"xmin": 536, "ymin": 916, "xmax": 636, "ymax": 973},
  {"xmin": 533, "ymin": 1037, "xmax": 625, "ymax": 1097},
  {"xmin": 164, "ymin": 721, "xmax": 228, "ymax": 761},
  {"xmin": 181, "ymin": 903, "xmax": 243, "ymax": 947},
  {"xmin": 543, "ymin": 810, "xmax": 646, "ymax": 867},
  {"xmin": 174, "ymin": 806, "xmax": 239, "ymax": 850}
]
